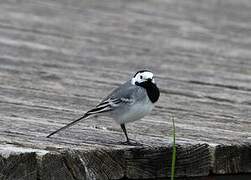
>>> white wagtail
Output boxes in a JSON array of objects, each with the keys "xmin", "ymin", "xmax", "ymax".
[{"xmin": 47, "ymin": 70, "xmax": 160, "ymax": 144}]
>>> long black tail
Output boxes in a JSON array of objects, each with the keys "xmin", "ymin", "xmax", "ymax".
[
  {"xmin": 46, "ymin": 101, "xmax": 113, "ymax": 138},
  {"xmin": 46, "ymin": 113, "xmax": 90, "ymax": 138}
]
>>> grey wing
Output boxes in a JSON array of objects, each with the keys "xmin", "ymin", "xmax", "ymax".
[
  {"xmin": 87, "ymin": 81, "xmax": 144, "ymax": 115},
  {"xmin": 46, "ymin": 81, "xmax": 142, "ymax": 138}
]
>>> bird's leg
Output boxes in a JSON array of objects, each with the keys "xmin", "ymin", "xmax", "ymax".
[
  {"xmin": 120, "ymin": 124, "xmax": 130, "ymax": 143},
  {"xmin": 120, "ymin": 124, "xmax": 143, "ymax": 146}
]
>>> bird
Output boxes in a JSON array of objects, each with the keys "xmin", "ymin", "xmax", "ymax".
[{"xmin": 46, "ymin": 70, "xmax": 160, "ymax": 145}]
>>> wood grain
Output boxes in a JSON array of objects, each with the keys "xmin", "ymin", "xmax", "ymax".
[{"xmin": 0, "ymin": 0, "xmax": 250, "ymax": 179}]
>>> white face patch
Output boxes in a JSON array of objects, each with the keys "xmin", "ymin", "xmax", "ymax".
[{"xmin": 131, "ymin": 71, "xmax": 155, "ymax": 85}]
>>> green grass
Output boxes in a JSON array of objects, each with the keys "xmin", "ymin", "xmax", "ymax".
[{"xmin": 171, "ymin": 115, "xmax": 176, "ymax": 180}]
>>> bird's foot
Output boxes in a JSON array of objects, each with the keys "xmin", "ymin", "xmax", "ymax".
[{"xmin": 119, "ymin": 139, "xmax": 143, "ymax": 146}]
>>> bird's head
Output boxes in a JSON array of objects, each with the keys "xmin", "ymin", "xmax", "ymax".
[{"xmin": 131, "ymin": 70, "xmax": 155, "ymax": 85}]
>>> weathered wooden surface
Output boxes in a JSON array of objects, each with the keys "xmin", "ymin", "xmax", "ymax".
[{"xmin": 0, "ymin": 0, "xmax": 251, "ymax": 179}]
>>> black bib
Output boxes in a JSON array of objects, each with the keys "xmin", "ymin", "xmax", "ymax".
[{"xmin": 136, "ymin": 81, "xmax": 160, "ymax": 103}]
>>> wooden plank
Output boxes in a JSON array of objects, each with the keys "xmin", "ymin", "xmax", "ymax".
[
  {"xmin": 0, "ymin": 0, "xmax": 250, "ymax": 179},
  {"xmin": 213, "ymin": 144, "xmax": 251, "ymax": 174}
]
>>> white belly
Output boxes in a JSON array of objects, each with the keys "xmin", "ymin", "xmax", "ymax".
[{"xmin": 114, "ymin": 98, "xmax": 154, "ymax": 124}]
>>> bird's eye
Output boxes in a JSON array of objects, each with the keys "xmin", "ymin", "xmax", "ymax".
[{"xmin": 140, "ymin": 75, "xmax": 143, "ymax": 79}]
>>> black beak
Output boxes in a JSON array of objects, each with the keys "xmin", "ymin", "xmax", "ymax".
[{"xmin": 147, "ymin": 78, "xmax": 152, "ymax": 82}]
